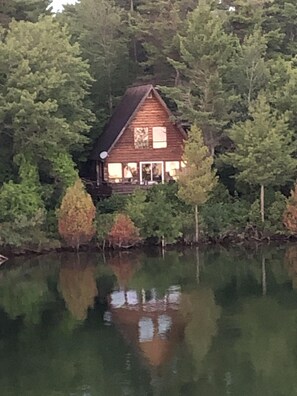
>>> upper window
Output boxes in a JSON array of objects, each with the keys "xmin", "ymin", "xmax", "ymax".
[
  {"xmin": 153, "ymin": 127, "xmax": 167, "ymax": 148},
  {"xmin": 134, "ymin": 127, "xmax": 149, "ymax": 148}
]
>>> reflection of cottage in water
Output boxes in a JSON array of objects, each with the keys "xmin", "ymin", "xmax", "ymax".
[{"xmin": 105, "ymin": 286, "xmax": 185, "ymax": 368}]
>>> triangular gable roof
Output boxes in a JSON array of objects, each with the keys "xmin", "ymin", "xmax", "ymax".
[{"xmin": 90, "ymin": 84, "xmax": 186, "ymax": 160}]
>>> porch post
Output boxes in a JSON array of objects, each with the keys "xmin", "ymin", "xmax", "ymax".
[{"xmin": 96, "ymin": 161, "xmax": 100, "ymax": 186}]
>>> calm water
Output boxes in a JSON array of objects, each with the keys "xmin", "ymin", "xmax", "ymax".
[{"xmin": 1, "ymin": 246, "xmax": 297, "ymax": 395}]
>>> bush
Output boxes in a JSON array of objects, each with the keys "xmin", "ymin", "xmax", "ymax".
[
  {"xmin": 96, "ymin": 213, "xmax": 114, "ymax": 249},
  {"xmin": 201, "ymin": 199, "xmax": 249, "ymax": 238},
  {"xmin": 96, "ymin": 194, "xmax": 128, "ymax": 214},
  {"xmin": 108, "ymin": 213, "xmax": 140, "ymax": 248}
]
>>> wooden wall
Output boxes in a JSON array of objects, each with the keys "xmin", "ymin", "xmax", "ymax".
[{"xmin": 106, "ymin": 92, "xmax": 185, "ymax": 164}]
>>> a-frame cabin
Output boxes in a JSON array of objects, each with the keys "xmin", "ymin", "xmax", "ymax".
[{"xmin": 88, "ymin": 84, "xmax": 186, "ymax": 196}]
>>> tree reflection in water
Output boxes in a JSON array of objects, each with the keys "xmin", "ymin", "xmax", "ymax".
[
  {"xmin": 58, "ymin": 255, "xmax": 98, "ymax": 321},
  {"xmin": 181, "ymin": 288, "xmax": 221, "ymax": 377}
]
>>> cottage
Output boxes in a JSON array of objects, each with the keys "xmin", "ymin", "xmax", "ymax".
[{"xmin": 89, "ymin": 84, "xmax": 186, "ymax": 196}]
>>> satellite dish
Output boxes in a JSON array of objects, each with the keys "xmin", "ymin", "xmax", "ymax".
[{"xmin": 99, "ymin": 151, "xmax": 108, "ymax": 160}]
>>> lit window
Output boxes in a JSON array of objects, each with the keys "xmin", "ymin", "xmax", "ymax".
[
  {"xmin": 123, "ymin": 162, "xmax": 138, "ymax": 182},
  {"xmin": 134, "ymin": 127, "xmax": 149, "ymax": 148},
  {"xmin": 153, "ymin": 127, "xmax": 167, "ymax": 148},
  {"xmin": 165, "ymin": 161, "xmax": 180, "ymax": 180},
  {"xmin": 108, "ymin": 163, "xmax": 122, "ymax": 183}
]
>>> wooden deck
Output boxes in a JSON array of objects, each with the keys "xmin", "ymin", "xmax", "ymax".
[{"xmin": 84, "ymin": 179, "xmax": 156, "ymax": 199}]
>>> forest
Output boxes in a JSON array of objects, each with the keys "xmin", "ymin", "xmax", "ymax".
[{"xmin": 1, "ymin": 0, "xmax": 297, "ymax": 251}]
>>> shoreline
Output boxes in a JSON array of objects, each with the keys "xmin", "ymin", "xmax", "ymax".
[{"xmin": 2, "ymin": 233, "xmax": 297, "ymax": 260}]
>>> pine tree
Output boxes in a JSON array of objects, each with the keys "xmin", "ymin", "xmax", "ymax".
[
  {"xmin": 60, "ymin": 0, "xmax": 133, "ymax": 122},
  {"xmin": 164, "ymin": 2, "xmax": 236, "ymax": 155},
  {"xmin": 178, "ymin": 125, "xmax": 217, "ymax": 242},
  {"xmin": 0, "ymin": 0, "xmax": 51, "ymax": 26},
  {"xmin": 224, "ymin": 93, "xmax": 297, "ymax": 223}
]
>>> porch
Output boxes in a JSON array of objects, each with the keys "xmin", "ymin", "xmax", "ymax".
[{"xmin": 84, "ymin": 179, "xmax": 159, "ymax": 199}]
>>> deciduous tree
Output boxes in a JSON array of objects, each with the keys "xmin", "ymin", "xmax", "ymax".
[
  {"xmin": 0, "ymin": 17, "xmax": 94, "ymax": 193},
  {"xmin": 178, "ymin": 125, "xmax": 217, "ymax": 242},
  {"xmin": 58, "ymin": 179, "xmax": 96, "ymax": 250}
]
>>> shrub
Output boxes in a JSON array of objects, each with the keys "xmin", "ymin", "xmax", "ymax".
[
  {"xmin": 284, "ymin": 185, "xmax": 297, "ymax": 234},
  {"xmin": 108, "ymin": 213, "xmax": 140, "ymax": 248}
]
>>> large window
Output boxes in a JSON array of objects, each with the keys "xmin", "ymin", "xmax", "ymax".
[
  {"xmin": 140, "ymin": 162, "xmax": 164, "ymax": 184},
  {"xmin": 134, "ymin": 127, "xmax": 149, "ymax": 148},
  {"xmin": 153, "ymin": 127, "xmax": 167, "ymax": 148},
  {"xmin": 165, "ymin": 161, "xmax": 180, "ymax": 180},
  {"xmin": 108, "ymin": 163, "xmax": 122, "ymax": 183}
]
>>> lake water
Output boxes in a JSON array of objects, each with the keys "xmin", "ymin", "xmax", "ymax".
[{"xmin": 0, "ymin": 245, "xmax": 297, "ymax": 395}]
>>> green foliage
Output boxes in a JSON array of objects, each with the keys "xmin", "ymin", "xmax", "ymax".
[
  {"xmin": 0, "ymin": 17, "xmax": 94, "ymax": 195},
  {"xmin": 50, "ymin": 152, "xmax": 79, "ymax": 189},
  {"xmin": 0, "ymin": 0, "xmax": 51, "ymax": 26},
  {"xmin": 201, "ymin": 200, "xmax": 250, "ymax": 238},
  {"xmin": 266, "ymin": 192, "xmax": 287, "ymax": 233},
  {"xmin": 164, "ymin": 1, "xmax": 236, "ymax": 153},
  {"xmin": 97, "ymin": 194, "xmax": 128, "ymax": 214},
  {"xmin": 60, "ymin": 0, "xmax": 133, "ymax": 124},
  {"xmin": 225, "ymin": 94, "xmax": 296, "ymax": 187},
  {"xmin": 125, "ymin": 188, "xmax": 148, "ymax": 232},
  {"xmin": 178, "ymin": 125, "xmax": 217, "ymax": 207},
  {"xmin": 0, "ymin": 158, "xmax": 44, "ymax": 223},
  {"xmin": 142, "ymin": 188, "xmax": 182, "ymax": 244},
  {"xmin": 0, "ymin": 210, "xmax": 49, "ymax": 248},
  {"xmin": 96, "ymin": 213, "xmax": 114, "ymax": 247}
]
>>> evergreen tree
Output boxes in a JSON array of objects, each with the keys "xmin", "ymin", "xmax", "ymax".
[
  {"xmin": 262, "ymin": 0, "xmax": 297, "ymax": 58},
  {"xmin": 0, "ymin": 0, "xmax": 51, "ymax": 26},
  {"xmin": 134, "ymin": 0, "xmax": 184, "ymax": 84},
  {"xmin": 165, "ymin": 2, "xmax": 236, "ymax": 155},
  {"xmin": 227, "ymin": 29, "xmax": 269, "ymax": 109},
  {"xmin": 178, "ymin": 125, "xmax": 217, "ymax": 242},
  {"xmin": 224, "ymin": 94, "xmax": 297, "ymax": 223},
  {"xmin": 60, "ymin": 0, "xmax": 133, "ymax": 125}
]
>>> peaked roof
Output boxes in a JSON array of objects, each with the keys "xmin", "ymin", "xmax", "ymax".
[{"xmin": 90, "ymin": 84, "xmax": 186, "ymax": 160}]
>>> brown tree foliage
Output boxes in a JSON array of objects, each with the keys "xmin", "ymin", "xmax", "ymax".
[
  {"xmin": 58, "ymin": 179, "xmax": 96, "ymax": 250},
  {"xmin": 108, "ymin": 253, "xmax": 141, "ymax": 288},
  {"xmin": 283, "ymin": 185, "xmax": 297, "ymax": 234},
  {"xmin": 108, "ymin": 213, "xmax": 140, "ymax": 248},
  {"xmin": 59, "ymin": 257, "xmax": 98, "ymax": 321}
]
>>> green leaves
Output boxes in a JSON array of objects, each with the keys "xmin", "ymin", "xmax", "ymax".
[
  {"xmin": 0, "ymin": 17, "xmax": 93, "ymax": 168},
  {"xmin": 178, "ymin": 125, "xmax": 217, "ymax": 207},
  {"xmin": 225, "ymin": 94, "xmax": 297, "ymax": 187}
]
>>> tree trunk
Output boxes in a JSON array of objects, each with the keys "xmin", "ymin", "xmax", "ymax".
[
  {"xmin": 260, "ymin": 184, "xmax": 265, "ymax": 223},
  {"xmin": 195, "ymin": 205, "xmax": 199, "ymax": 243},
  {"xmin": 196, "ymin": 247, "xmax": 200, "ymax": 284},
  {"xmin": 262, "ymin": 255, "xmax": 267, "ymax": 296},
  {"xmin": 161, "ymin": 235, "xmax": 165, "ymax": 250}
]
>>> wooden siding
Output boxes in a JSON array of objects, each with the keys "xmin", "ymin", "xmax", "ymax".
[{"xmin": 106, "ymin": 92, "xmax": 185, "ymax": 164}]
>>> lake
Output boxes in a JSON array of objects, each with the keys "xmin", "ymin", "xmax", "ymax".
[{"xmin": 0, "ymin": 245, "xmax": 297, "ymax": 395}]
